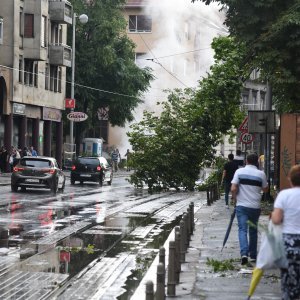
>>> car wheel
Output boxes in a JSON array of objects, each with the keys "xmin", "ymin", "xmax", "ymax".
[
  {"xmin": 11, "ymin": 184, "xmax": 18, "ymax": 192},
  {"xmin": 71, "ymin": 178, "xmax": 75, "ymax": 185},
  {"xmin": 51, "ymin": 179, "xmax": 58, "ymax": 194}
]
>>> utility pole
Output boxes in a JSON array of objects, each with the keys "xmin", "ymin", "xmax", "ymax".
[{"xmin": 265, "ymin": 81, "xmax": 272, "ymax": 198}]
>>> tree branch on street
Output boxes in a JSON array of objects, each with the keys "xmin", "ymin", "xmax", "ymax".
[{"xmin": 128, "ymin": 37, "xmax": 245, "ymax": 191}]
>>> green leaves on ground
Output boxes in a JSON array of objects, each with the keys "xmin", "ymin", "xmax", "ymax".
[{"xmin": 206, "ymin": 258, "xmax": 236, "ymax": 272}]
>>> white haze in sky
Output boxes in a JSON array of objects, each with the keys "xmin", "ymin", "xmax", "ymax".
[{"xmin": 110, "ymin": 0, "xmax": 227, "ymax": 157}]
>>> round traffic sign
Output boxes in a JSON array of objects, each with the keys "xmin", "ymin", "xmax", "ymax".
[{"xmin": 240, "ymin": 132, "xmax": 254, "ymax": 144}]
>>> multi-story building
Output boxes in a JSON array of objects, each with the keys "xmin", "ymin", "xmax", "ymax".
[{"xmin": 0, "ymin": 0, "xmax": 72, "ymax": 169}]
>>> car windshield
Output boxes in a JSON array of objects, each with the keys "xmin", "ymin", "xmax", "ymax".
[
  {"xmin": 77, "ymin": 158, "xmax": 99, "ymax": 166},
  {"xmin": 20, "ymin": 159, "xmax": 52, "ymax": 168}
]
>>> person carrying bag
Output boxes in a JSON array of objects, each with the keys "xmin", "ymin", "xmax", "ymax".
[{"xmin": 271, "ymin": 164, "xmax": 300, "ymax": 300}]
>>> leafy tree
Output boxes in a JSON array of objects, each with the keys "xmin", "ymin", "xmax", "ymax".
[
  {"xmin": 127, "ymin": 36, "xmax": 245, "ymax": 191},
  {"xmin": 192, "ymin": 0, "xmax": 300, "ymax": 112},
  {"xmin": 68, "ymin": 0, "xmax": 154, "ymax": 144}
]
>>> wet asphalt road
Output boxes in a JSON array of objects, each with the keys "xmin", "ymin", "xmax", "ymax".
[{"xmin": 0, "ymin": 176, "xmax": 202, "ymax": 299}]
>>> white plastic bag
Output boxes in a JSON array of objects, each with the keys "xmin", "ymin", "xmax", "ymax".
[{"xmin": 256, "ymin": 221, "xmax": 288, "ymax": 270}]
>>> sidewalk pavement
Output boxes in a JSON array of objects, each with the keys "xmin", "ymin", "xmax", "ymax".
[{"xmin": 134, "ymin": 194, "xmax": 281, "ymax": 300}]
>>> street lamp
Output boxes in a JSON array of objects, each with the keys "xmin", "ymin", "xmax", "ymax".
[{"xmin": 70, "ymin": 13, "xmax": 88, "ymax": 146}]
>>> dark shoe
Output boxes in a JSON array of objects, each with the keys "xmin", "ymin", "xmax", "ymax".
[
  {"xmin": 249, "ymin": 258, "xmax": 256, "ymax": 263},
  {"xmin": 241, "ymin": 256, "xmax": 248, "ymax": 265}
]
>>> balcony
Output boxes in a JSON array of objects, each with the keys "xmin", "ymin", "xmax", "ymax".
[
  {"xmin": 49, "ymin": 44, "xmax": 72, "ymax": 67},
  {"xmin": 49, "ymin": 0, "xmax": 72, "ymax": 25}
]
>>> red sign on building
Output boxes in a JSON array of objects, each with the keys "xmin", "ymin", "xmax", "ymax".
[
  {"xmin": 60, "ymin": 251, "xmax": 71, "ymax": 262},
  {"xmin": 65, "ymin": 98, "xmax": 75, "ymax": 109}
]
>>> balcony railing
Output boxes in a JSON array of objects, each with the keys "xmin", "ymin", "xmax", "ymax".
[
  {"xmin": 49, "ymin": 0, "xmax": 72, "ymax": 25},
  {"xmin": 49, "ymin": 44, "xmax": 72, "ymax": 67}
]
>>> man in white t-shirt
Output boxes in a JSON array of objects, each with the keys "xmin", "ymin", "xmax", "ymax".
[{"xmin": 231, "ymin": 153, "xmax": 268, "ymax": 265}]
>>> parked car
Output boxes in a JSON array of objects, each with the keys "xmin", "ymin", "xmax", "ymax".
[
  {"xmin": 11, "ymin": 156, "xmax": 66, "ymax": 194},
  {"xmin": 70, "ymin": 156, "xmax": 113, "ymax": 186}
]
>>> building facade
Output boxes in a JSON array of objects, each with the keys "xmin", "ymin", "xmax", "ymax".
[{"xmin": 0, "ymin": 0, "xmax": 72, "ymax": 169}]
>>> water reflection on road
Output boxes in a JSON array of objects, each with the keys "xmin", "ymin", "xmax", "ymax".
[{"xmin": 0, "ymin": 178, "xmax": 203, "ymax": 299}]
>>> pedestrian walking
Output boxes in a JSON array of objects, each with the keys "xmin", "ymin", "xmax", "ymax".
[
  {"xmin": 233, "ymin": 149, "xmax": 245, "ymax": 168},
  {"xmin": 221, "ymin": 153, "xmax": 238, "ymax": 208},
  {"xmin": 124, "ymin": 149, "xmax": 132, "ymax": 171},
  {"xmin": 231, "ymin": 153, "xmax": 268, "ymax": 265},
  {"xmin": 111, "ymin": 149, "xmax": 120, "ymax": 172},
  {"xmin": 0, "ymin": 146, "xmax": 8, "ymax": 173},
  {"xmin": 30, "ymin": 146, "xmax": 38, "ymax": 157},
  {"xmin": 271, "ymin": 164, "xmax": 300, "ymax": 300}
]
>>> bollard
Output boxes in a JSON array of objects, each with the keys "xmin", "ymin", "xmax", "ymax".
[
  {"xmin": 187, "ymin": 208, "xmax": 192, "ymax": 238},
  {"xmin": 214, "ymin": 184, "xmax": 217, "ymax": 201},
  {"xmin": 146, "ymin": 280, "xmax": 154, "ymax": 300},
  {"xmin": 175, "ymin": 230, "xmax": 181, "ymax": 283},
  {"xmin": 159, "ymin": 246, "xmax": 165, "ymax": 267},
  {"xmin": 179, "ymin": 220, "xmax": 186, "ymax": 262},
  {"xmin": 183, "ymin": 213, "xmax": 189, "ymax": 249},
  {"xmin": 210, "ymin": 186, "xmax": 213, "ymax": 203},
  {"xmin": 167, "ymin": 241, "xmax": 176, "ymax": 296},
  {"xmin": 156, "ymin": 263, "xmax": 165, "ymax": 300},
  {"xmin": 207, "ymin": 189, "xmax": 211, "ymax": 206},
  {"xmin": 189, "ymin": 202, "xmax": 194, "ymax": 233}
]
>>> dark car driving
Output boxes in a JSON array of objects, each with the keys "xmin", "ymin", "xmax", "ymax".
[
  {"xmin": 11, "ymin": 156, "xmax": 66, "ymax": 194},
  {"xmin": 70, "ymin": 156, "xmax": 113, "ymax": 186}
]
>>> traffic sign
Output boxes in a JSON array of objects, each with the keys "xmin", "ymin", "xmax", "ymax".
[
  {"xmin": 65, "ymin": 98, "xmax": 75, "ymax": 109},
  {"xmin": 238, "ymin": 116, "xmax": 248, "ymax": 132},
  {"xmin": 240, "ymin": 132, "xmax": 254, "ymax": 144}
]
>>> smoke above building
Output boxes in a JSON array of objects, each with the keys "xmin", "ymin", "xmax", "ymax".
[{"xmin": 109, "ymin": 0, "xmax": 227, "ymax": 156}]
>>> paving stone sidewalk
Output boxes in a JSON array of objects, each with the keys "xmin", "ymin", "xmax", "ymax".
[{"xmin": 168, "ymin": 196, "xmax": 281, "ymax": 300}]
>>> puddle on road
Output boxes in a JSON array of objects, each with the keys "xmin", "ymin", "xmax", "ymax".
[{"xmin": 0, "ymin": 189, "xmax": 183, "ymax": 299}]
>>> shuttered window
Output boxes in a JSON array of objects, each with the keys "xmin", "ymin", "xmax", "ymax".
[{"xmin": 24, "ymin": 14, "xmax": 34, "ymax": 38}]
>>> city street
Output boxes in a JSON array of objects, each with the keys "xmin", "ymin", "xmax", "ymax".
[{"xmin": 0, "ymin": 174, "xmax": 202, "ymax": 299}]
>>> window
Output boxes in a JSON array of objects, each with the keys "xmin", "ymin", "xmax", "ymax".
[
  {"xmin": 45, "ymin": 64, "xmax": 49, "ymax": 90},
  {"xmin": 34, "ymin": 62, "xmax": 38, "ymax": 87},
  {"xmin": 0, "ymin": 17, "xmax": 3, "ymax": 44},
  {"xmin": 49, "ymin": 65, "xmax": 59, "ymax": 92},
  {"xmin": 57, "ymin": 67, "xmax": 62, "ymax": 93},
  {"xmin": 41, "ymin": 16, "xmax": 47, "ymax": 47},
  {"xmin": 135, "ymin": 52, "xmax": 146, "ymax": 64},
  {"xmin": 24, "ymin": 59, "xmax": 34, "ymax": 85},
  {"xmin": 24, "ymin": 14, "xmax": 34, "ymax": 38},
  {"xmin": 129, "ymin": 15, "xmax": 152, "ymax": 33},
  {"xmin": 19, "ymin": 8, "xmax": 23, "ymax": 36},
  {"xmin": 19, "ymin": 56, "xmax": 23, "ymax": 83}
]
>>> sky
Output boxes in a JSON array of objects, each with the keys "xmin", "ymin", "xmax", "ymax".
[{"xmin": 110, "ymin": 0, "xmax": 227, "ymax": 156}]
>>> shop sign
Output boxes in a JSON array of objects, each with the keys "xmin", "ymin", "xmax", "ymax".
[
  {"xmin": 59, "ymin": 251, "xmax": 71, "ymax": 262},
  {"xmin": 67, "ymin": 112, "xmax": 88, "ymax": 122},
  {"xmin": 13, "ymin": 103, "xmax": 26, "ymax": 115},
  {"xmin": 43, "ymin": 107, "xmax": 62, "ymax": 122}
]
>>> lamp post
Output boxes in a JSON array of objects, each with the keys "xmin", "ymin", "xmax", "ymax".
[{"xmin": 70, "ymin": 13, "xmax": 88, "ymax": 146}]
